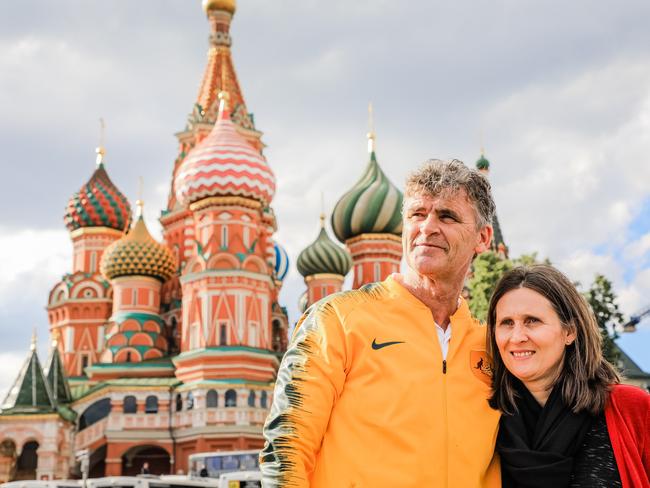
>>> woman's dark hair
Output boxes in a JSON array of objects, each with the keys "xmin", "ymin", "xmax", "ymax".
[{"xmin": 487, "ymin": 264, "xmax": 620, "ymax": 415}]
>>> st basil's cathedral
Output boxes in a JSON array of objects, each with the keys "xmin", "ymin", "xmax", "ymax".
[{"xmin": 0, "ymin": 0, "xmax": 507, "ymax": 481}]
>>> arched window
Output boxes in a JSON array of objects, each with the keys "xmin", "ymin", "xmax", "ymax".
[
  {"xmin": 220, "ymin": 323, "xmax": 228, "ymax": 345},
  {"xmin": 261, "ymin": 391, "xmax": 268, "ymax": 409},
  {"xmin": 187, "ymin": 392, "xmax": 194, "ymax": 410},
  {"xmin": 206, "ymin": 389, "xmax": 218, "ymax": 408},
  {"xmin": 123, "ymin": 395, "xmax": 137, "ymax": 413},
  {"xmin": 221, "ymin": 225, "xmax": 228, "ymax": 248},
  {"xmin": 16, "ymin": 440, "xmax": 38, "ymax": 478},
  {"xmin": 248, "ymin": 390, "xmax": 256, "ymax": 407},
  {"xmin": 225, "ymin": 389, "xmax": 237, "ymax": 407},
  {"xmin": 175, "ymin": 393, "xmax": 183, "ymax": 412},
  {"xmin": 145, "ymin": 395, "xmax": 158, "ymax": 414},
  {"xmin": 79, "ymin": 398, "xmax": 112, "ymax": 430},
  {"xmin": 374, "ymin": 262, "xmax": 381, "ymax": 282}
]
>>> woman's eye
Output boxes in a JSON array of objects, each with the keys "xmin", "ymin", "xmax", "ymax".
[{"xmin": 524, "ymin": 317, "xmax": 540, "ymax": 324}]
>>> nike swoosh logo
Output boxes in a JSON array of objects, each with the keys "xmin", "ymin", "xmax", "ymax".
[{"xmin": 372, "ymin": 339, "xmax": 405, "ymax": 350}]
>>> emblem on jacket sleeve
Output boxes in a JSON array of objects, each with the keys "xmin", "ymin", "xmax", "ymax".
[{"xmin": 470, "ymin": 350, "xmax": 493, "ymax": 386}]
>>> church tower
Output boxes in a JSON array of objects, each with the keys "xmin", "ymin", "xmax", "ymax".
[
  {"xmin": 47, "ymin": 145, "xmax": 132, "ymax": 378},
  {"xmin": 476, "ymin": 150, "xmax": 508, "ymax": 257},
  {"xmin": 331, "ymin": 106, "xmax": 403, "ymax": 288},
  {"xmin": 297, "ymin": 214, "xmax": 352, "ymax": 308}
]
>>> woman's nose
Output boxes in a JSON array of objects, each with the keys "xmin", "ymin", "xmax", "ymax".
[{"xmin": 510, "ymin": 324, "xmax": 528, "ymax": 343}]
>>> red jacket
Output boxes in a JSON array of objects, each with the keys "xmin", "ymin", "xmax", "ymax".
[{"xmin": 605, "ymin": 384, "xmax": 650, "ymax": 488}]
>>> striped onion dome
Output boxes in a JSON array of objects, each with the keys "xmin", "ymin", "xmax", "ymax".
[
  {"xmin": 64, "ymin": 148, "xmax": 132, "ymax": 232},
  {"xmin": 298, "ymin": 290, "xmax": 308, "ymax": 313},
  {"xmin": 297, "ymin": 219, "xmax": 352, "ymax": 277},
  {"xmin": 100, "ymin": 203, "xmax": 177, "ymax": 282},
  {"xmin": 331, "ymin": 139, "xmax": 403, "ymax": 242},
  {"xmin": 274, "ymin": 242, "xmax": 290, "ymax": 281},
  {"xmin": 174, "ymin": 93, "xmax": 275, "ymax": 207}
]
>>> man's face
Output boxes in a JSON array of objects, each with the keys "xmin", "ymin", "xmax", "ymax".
[{"xmin": 402, "ymin": 189, "xmax": 492, "ymax": 279}]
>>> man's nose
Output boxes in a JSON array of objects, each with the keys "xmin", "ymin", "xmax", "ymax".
[{"xmin": 419, "ymin": 213, "xmax": 440, "ymax": 234}]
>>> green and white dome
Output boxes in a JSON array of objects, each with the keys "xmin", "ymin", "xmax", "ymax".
[
  {"xmin": 297, "ymin": 220, "xmax": 352, "ymax": 277},
  {"xmin": 331, "ymin": 138, "xmax": 402, "ymax": 242}
]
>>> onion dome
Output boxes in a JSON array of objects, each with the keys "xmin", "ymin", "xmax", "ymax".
[
  {"xmin": 64, "ymin": 147, "xmax": 132, "ymax": 232},
  {"xmin": 202, "ymin": 0, "xmax": 236, "ymax": 14},
  {"xmin": 331, "ymin": 130, "xmax": 403, "ymax": 242},
  {"xmin": 100, "ymin": 201, "xmax": 177, "ymax": 282},
  {"xmin": 274, "ymin": 242, "xmax": 290, "ymax": 281},
  {"xmin": 298, "ymin": 291, "xmax": 308, "ymax": 314},
  {"xmin": 476, "ymin": 150, "xmax": 490, "ymax": 171},
  {"xmin": 174, "ymin": 92, "xmax": 275, "ymax": 207},
  {"xmin": 297, "ymin": 216, "xmax": 352, "ymax": 277}
]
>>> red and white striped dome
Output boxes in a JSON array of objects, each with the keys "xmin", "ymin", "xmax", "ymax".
[{"xmin": 174, "ymin": 98, "xmax": 275, "ymax": 207}]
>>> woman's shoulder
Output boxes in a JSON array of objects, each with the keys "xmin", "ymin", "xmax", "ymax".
[{"xmin": 608, "ymin": 384, "xmax": 650, "ymax": 415}]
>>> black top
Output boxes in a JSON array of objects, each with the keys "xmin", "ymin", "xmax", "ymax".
[{"xmin": 569, "ymin": 414, "xmax": 622, "ymax": 487}]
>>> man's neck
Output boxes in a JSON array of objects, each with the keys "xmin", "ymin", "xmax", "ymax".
[{"xmin": 394, "ymin": 270, "xmax": 464, "ymax": 329}]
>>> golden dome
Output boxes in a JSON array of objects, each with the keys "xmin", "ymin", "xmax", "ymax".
[
  {"xmin": 202, "ymin": 0, "xmax": 236, "ymax": 14},
  {"xmin": 100, "ymin": 209, "xmax": 177, "ymax": 282}
]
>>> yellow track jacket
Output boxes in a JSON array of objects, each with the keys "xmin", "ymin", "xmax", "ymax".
[{"xmin": 261, "ymin": 276, "xmax": 500, "ymax": 487}]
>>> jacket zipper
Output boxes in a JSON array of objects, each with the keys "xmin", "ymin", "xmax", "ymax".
[{"xmin": 442, "ymin": 359, "xmax": 447, "ymax": 374}]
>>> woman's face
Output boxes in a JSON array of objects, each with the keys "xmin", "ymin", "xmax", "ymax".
[{"xmin": 495, "ymin": 287, "xmax": 575, "ymax": 391}]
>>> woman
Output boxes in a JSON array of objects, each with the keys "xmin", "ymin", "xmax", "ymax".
[{"xmin": 487, "ymin": 265, "xmax": 649, "ymax": 488}]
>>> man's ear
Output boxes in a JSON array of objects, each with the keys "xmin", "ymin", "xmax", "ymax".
[{"xmin": 474, "ymin": 225, "xmax": 493, "ymax": 254}]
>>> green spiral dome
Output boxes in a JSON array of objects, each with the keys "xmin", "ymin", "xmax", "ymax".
[
  {"xmin": 297, "ymin": 226, "xmax": 352, "ymax": 278},
  {"xmin": 476, "ymin": 153, "xmax": 490, "ymax": 171},
  {"xmin": 331, "ymin": 150, "xmax": 403, "ymax": 242}
]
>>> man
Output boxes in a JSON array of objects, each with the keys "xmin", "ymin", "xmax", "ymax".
[{"xmin": 261, "ymin": 160, "xmax": 501, "ymax": 487}]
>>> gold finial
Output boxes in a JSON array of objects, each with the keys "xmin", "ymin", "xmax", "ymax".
[
  {"xmin": 96, "ymin": 118, "xmax": 106, "ymax": 166},
  {"xmin": 136, "ymin": 176, "xmax": 144, "ymax": 219},
  {"xmin": 319, "ymin": 191, "xmax": 326, "ymax": 228},
  {"xmin": 51, "ymin": 329, "xmax": 60, "ymax": 349},
  {"xmin": 367, "ymin": 102, "xmax": 376, "ymax": 153},
  {"xmin": 30, "ymin": 328, "xmax": 37, "ymax": 351}
]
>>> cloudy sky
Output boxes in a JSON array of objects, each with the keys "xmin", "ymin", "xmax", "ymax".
[{"xmin": 1, "ymin": 0, "xmax": 649, "ymax": 396}]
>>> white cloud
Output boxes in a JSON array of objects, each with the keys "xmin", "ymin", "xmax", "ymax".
[
  {"xmin": 0, "ymin": 352, "xmax": 29, "ymax": 405},
  {"xmin": 0, "ymin": 228, "xmax": 70, "ymax": 295}
]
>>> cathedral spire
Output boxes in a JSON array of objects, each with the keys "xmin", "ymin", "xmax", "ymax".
[{"xmin": 367, "ymin": 102, "xmax": 376, "ymax": 154}]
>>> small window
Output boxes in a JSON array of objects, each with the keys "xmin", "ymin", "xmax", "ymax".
[
  {"xmin": 175, "ymin": 393, "xmax": 183, "ymax": 412},
  {"xmin": 89, "ymin": 252, "xmax": 97, "ymax": 273},
  {"xmin": 220, "ymin": 323, "xmax": 228, "ymax": 346},
  {"xmin": 80, "ymin": 354, "xmax": 90, "ymax": 375},
  {"xmin": 206, "ymin": 389, "xmax": 218, "ymax": 408},
  {"xmin": 243, "ymin": 227, "xmax": 250, "ymax": 249},
  {"xmin": 249, "ymin": 323, "xmax": 258, "ymax": 347},
  {"xmin": 247, "ymin": 390, "xmax": 256, "ymax": 407},
  {"xmin": 187, "ymin": 392, "xmax": 194, "ymax": 410},
  {"xmin": 221, "ymin": 225, "xmax": 228, "ymax": 248},
  {"xmin": 145, "ymin": 395, "xmax": 158, "ymax": 414},
  {"xmin": 123, "ymin": 395, "xmax": 137, "ymax": 414},
  {"xmin": 225, "ymin": 389, "xmax": 237, "ymax": 407},
  {"xmin": 374, "ymin": 262, "xmax": 381, "ymax": 282},
  {"xmin": 260, "ymin": 391, "xmax": 268, "ymax": 409}
]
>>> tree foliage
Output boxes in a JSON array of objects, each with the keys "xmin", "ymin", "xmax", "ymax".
[{"xmin": 583, "ymin": 274, "xmax": 622, "ymax": 365}]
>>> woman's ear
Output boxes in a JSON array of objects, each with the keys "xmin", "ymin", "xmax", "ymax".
[{"xmin": 565, "ymin": 323, "xmax": 577, "ymax": 346}]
